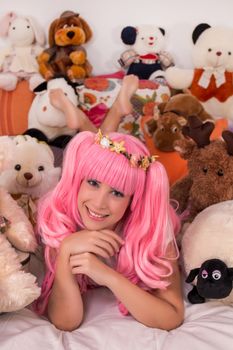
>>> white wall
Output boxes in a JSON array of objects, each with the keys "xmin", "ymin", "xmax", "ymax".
[{"xmin": 0, "ymin": 0, "xmax": 233, "ymax": 75}]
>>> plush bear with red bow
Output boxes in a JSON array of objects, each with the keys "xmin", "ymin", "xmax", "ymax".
[
  {"xmin": 119, "ymin": 25, "xmax": 174, "ymax": 82},
  {"xmin": 165, "ymin": 23, "xmax": 233, "ymax": 128}
]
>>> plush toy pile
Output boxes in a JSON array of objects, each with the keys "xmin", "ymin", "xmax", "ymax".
[
  {"xmin": 37, "ymin": 10, "xmax": 92, "ymax": 81},
  {"xmin": 166, "ymin": 23, "xmax": 233, "ymax": 128},
  {"xmin": 0, "ymin": 11, "xmax": 45, "ymax": 91},
  {"xmin": 146, "ymin": 93, "xmax": 213, "ymax": 152},
  {"xmin": 0, "ymin": 136, "xmax": 40, "ymax": 313},
  {"xmin": 119, "ymin": 24, "xmax": 173, "ymax": 81}
]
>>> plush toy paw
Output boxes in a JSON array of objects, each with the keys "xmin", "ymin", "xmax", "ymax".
[
  {"xmin": 7, "ymin": 221, "xmax": 37, "ymax": 252},
  {"xmin": 187, "ymin": 286, "xmax": 205, "ymax": 304}
]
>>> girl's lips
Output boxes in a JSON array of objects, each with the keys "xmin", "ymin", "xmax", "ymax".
[{"xmin": 86, "ymin": 206, "xmax": 109, "ymax": 221}]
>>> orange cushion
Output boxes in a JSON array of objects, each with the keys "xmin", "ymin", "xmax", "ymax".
[
  {"xmin": 0, "ymin": 81, "xmax": 34, "ymax": 136},
  {"xmin": 141, "ymin": 116, "xmax": 228, "ymax": 185}
]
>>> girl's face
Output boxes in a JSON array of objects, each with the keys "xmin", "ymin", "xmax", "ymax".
[{"xmin": 77, "ymin": 179, "xmax": 131, "ymax": 231}]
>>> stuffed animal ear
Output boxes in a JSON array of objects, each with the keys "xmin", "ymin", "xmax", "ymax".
[
  {"xmin": 174, "ymin": 138, "xmax": 196, "ymax": 160},
  {"xmin": 0, "ymin": 12, "xmax": 17, "ymax": 37},
  {"xmin": 26, "ymin": 16, "xmax": 45, "ymax": 46},
  {"xmin": 79, "ymin": 17, "xmax": 92, "ymax": 42},
  {"xmin": 146, "ymin": 119, "xmax": 158, "ymax": 135},
  {"xmin": 33, "ymin": 80, "xmax": 48, "ymax": 93},
  {"xmin": 192, "ymin": 23, "xmax": 211, "ymax": 44},
  {"xmin": 48, "ymin": 18, "xmax": 59, "ymax": 47},
  {"xmin": 177, "ymin": 116, "xmax": 187, "ymax": 126},
  {"xmin": 121, "ymin": 26, "xmax": 137, "ymax": 45},
  {"xmin": 157, "ymin": 102, "xmax": 167, "ymax": 114},
  {"xmin": 0, "ymin": 136, "xmax": 15, "ymax": 171},
  {"xmin": 186, "ymin": 268, "xmax": 200, "ymax": 283},
  {"xmin": 159, "ymin": 27, "xmax": 165, "ymax": 36}
]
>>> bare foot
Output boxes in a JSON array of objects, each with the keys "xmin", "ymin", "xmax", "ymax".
[{"xmin": 114, "ymin": 74, "xmax": 139, "ymax": 116}]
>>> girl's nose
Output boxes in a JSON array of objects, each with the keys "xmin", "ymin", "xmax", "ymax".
[{"xmin": 94, "ymin": 190, "xmax": 108, "ymax": 209}]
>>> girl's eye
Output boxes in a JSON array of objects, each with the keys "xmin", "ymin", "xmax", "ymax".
[
  {"xmin": 112, "ymin": 189, "xmax": 124, "ymax": 198},
  {"xmin": 87, "ymin": 179, "xmax": 99, "ymax": 187}
]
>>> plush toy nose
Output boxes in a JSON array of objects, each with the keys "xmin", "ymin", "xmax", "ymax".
[
  {"xmin": 216, "ymin": 51, "xmax": 222, "ymax": 56},
  {"xmin": 24, "ymin": 172, "xmax": 33, "ymax": 180},
  {"xmin": 149, "ymin": 37, "xmax": 154, "ymax": 40},
  {"xmin": 67, "ymin": 31, "xmax": 75, "ymax": 39}
]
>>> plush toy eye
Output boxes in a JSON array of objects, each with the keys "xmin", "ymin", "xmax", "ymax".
[
  {"xmin": 27, "ymin": 25, "xmax": 30, "ymax": 29},
  {"xmin": 208, "ymin": 48, "xmax": 212, "ymax": 52},
  {"xmin": 12, "ymin": 27, "xmax": 16, "ymax": 30},
  {"xmin": 64, "ymin": 92, "xmax": 68, "ymax": 96},
  {"xmin": 38, "ymin": 165, "xmax": 44, "ymax": 171},
  {"xmin": 201, "ymin": 270, "xmax": 208, "ymax": 279},
  {"xmin": 228, "ymin": 52, "xmax": 232, "ymax": 55},
  {"xmin": 159, "ymin": 126, "xmax": 165, "ymax": 131},
  {"xmin": 217, "ymin": 169, "xmax": 224, "ymax": 176},
  {"xmin": 141, "ymin": 37, "xmax": 144, "ymax": 40},
  {"xmin": 212, "ymin": 270, "xmax": 221, "ymax": 280},
  {"xmin": 202, "ymin": 166, "xmax": 208, "ymax": 174},
  {"xmin": 171, "ymin": 126, "xmax": 178, "ymax": 133},
  {"xmin": 15, "ymin": 164, "xmax": 21, "ymax": 171}
]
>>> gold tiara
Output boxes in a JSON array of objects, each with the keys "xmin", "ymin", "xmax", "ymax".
[{"xmin": 95, "ymin": 130, "xmax": 158, "ymax": 171}]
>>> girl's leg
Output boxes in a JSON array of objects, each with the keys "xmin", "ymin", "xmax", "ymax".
[{"xmin": 100, "ymin": 75, "xmax": 139, "ymax": 133}]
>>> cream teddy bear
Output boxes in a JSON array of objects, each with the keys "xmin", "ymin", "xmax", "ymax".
[
  {"xmin": 165, "ymin": 23, "xmax": 233, "ymax": 128},
  {"xmin": 0, "ymin": 12, "xmax": 45, "ymax": 91},
  {"xmin": 0, "ymin": 135, "xmax": 61, "ymax": 226},
  {"xmin": 0, "ymin": 136, "xmax": 40, "ymax": 313}
]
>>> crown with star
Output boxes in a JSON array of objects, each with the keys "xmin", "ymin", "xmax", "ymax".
[{"xmin": 95, "ymin": 130, "xmax": 158, "ymax": 170}]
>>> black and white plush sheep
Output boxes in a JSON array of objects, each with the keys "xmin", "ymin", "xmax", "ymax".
[{"xmin": 182, "ymin": 200, "xmax": 233, "ymax": 304}]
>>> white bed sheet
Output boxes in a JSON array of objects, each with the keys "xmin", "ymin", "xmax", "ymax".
[{"xmin": 0, "ymin": 285, "xmax": 232, "ymax": 350}]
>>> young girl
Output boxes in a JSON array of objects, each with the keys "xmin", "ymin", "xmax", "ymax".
[
  {"xmin": 35, "ymin": 130, "xmax": 184, "ymax": 331},
  {"xmin": 49, "ymin": 75, "xmax": 139, "ymax": 135}
]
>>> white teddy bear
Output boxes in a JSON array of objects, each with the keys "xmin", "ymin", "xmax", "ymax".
[
  {"xmin": 0, "ymin": 11, "xmax": 45, "ymax": 91},
  {"xmin": 119, "ymin": 25, "xmax": 173, "ymax": 81},
  {"xmin": 182, "ymin": 200, "xmax": 233, "ymax": 305},
  {"xmin": 165, "ymin": 23, "xmax": 233, "ymax": 128},
  {"xmin": 0, "ymin": 135, "xmax": 61, "ymax": 226},
  {"xmin": 0, "ymin": 136, "xmax": 40, "ymax": 313}
]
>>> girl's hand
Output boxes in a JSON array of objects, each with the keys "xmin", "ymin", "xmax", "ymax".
[
  {"xmin": 60, "ymin": 229, "xmax": 124, "ymax": 259},
  {"xmin": 70, "ymin": 252, "xmax": 115, "ymax": 286}
]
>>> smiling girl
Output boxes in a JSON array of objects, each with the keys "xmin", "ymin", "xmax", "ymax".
[{"xmin": 34, "ymin": 130, "xmax": 184, "ymax": 331}]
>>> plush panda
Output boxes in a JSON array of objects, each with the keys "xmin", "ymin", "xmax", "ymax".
[
  {"xmin": 165, "ymin": 23, "xmax": 233, "ymax": 128},
  {"xmin": 119, "ymin": 25, "xmax": 173, "ymax": 81}
]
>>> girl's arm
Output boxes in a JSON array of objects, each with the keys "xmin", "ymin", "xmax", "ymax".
[
  {"xmin": 71, "ymin": 252, "xmax": 184, "ymax": 331},
  {"xmin": 47, "ymin": 249, "xmax": 84, "ymax": 331}
]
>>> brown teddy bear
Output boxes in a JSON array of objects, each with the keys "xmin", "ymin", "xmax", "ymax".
[
  {"xmin": 146, "ymin": 94, "xmax": 213, "ymax": 152},
  {"xmin": 171, "ymin": 116, "xmax": 233, "ymax": 222},
  {"xmin": 37, "ymin": 11, "xmax": 92, "ymax": 81}
]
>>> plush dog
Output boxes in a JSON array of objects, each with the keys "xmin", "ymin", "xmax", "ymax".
[
  {"xmin": 0, "ymin": 12, "xmax": 45, "ymax": 91},
  {"xmin": 0, "ymin": 136, "xmax": 40, "ymax": 313},
  {"xmin": 146, "ymin": 94, "xmax": 213, "ymax": 152},
  {"xmin": 37, "ymin": 11, "xmax": 92, "ymax": 81},
  {"xmin": 0, "ymin": 135, "xmax": 61, "ymax": 226}
]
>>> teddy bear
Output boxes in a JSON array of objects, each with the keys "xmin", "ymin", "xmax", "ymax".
[
  {"xmin": 182, "ymin": 200, "xmax": 233, "ymax": 305},
  {"xmin": 0, "ymin": 11, "xmax": 46, "ymax": 91},
  {"xmin": 24, "ymin": 77, "xmax": 79, "ymax": 148},
  {"xmin": 119, "ymin": 24, "xmax": 174, "ymax": 82},
  {"xmin": 0, "ymin": 136, "xmax": 40, "ymax": 313},
  {"xmin": 37, "ymin": 11, "xmax": 92, "ymax": 81},
  {"xmin": 165, "ymin": 23, "xmax": 233, "ymax": 128},
  {"xmin": 170, "ymin": 116, "xmax": 233, "ymax": 223},
  {"xmin": 0, "ymin": 135, "xmax": 61, "ymax": 227},
  {"xmin": 145, "ymin": 93, "xmax": 213, "ymax": 152}
]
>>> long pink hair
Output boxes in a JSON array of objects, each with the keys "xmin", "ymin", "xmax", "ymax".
[{"xmin": 34, "ymin": 131, "xmax": 180, "ymax": 315}]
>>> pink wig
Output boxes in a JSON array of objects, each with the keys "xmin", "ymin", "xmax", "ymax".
[{"xmin": 34, "ymin": 131, "xmax": 180, "ymax": 315}]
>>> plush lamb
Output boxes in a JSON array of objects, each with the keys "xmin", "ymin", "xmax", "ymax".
[
  {"xmin": 25, "ymin": 77, "xmax": 79, "ymax": 148},
  {"xmin": 0, "ymin": 12, "xmax": 45, "ymax": 91},
  {"xmin": 0, "ymin": 135, "xmax": 61, "ymax": 226},
  {"xmin": 182, "ymin": 200, "xmax": 233, "ymax": 305},
  {"xmin": 0, "ymin": 136, "xmax": 40, "ymax": 313},
  {"xmin": 165, "ymin": 23, "xmax": 233, "ymax": 128},
  {"xmin": 119, "ymin": 25, "xmax": 173, "ymax": 81}
]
